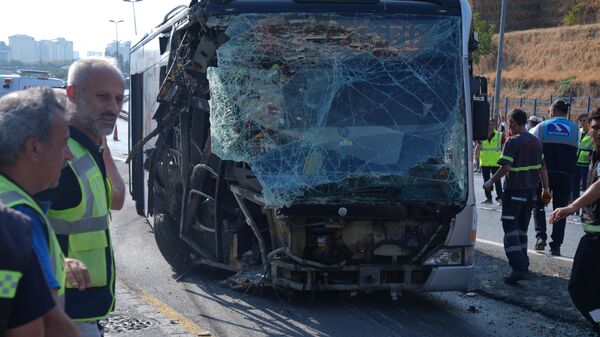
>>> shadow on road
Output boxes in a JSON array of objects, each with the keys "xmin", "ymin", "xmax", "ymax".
[{"xmin": 171, "ymin": 266, "xmax": 499, "ymax": 337}]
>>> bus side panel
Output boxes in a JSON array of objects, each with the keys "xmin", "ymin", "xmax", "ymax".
[
  {"xmin": 129, "ymin": 33, "xmax": 165, "ymax": 216},
  {"xmin": 129, "ymin": 72, "xmax": 145, "ymax": 216}
]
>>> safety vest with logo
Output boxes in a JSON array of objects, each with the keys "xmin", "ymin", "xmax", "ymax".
[
  {"xmin": 47, "ymin": 138, "xmax": 114, "ymax": 322},
  {"xmin": 577, "ymin": 134, "xmax": 593, "ymax": 167},
  {"xmin": 0, "ymin": 175, "xmax": 66, "ymax": 302},
  {"xmin": 480, "ymin": 131, "xmax": 502, "ymax": 167},
  {"xmin": 0, "ymin": 204, "xmax": 32, "ymax": 333}
]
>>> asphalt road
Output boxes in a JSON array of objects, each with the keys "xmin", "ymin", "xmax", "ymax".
[
  {"xmin": 105, "ymin": 122, "xmax": 594, "ymax": 337},
  {"xmin": 110, "ymin": 188, "xmax": 592, "ymax": 337},
  {"xmin": 473, "ymin": 173, "xmax": 584, "ymax": 259}
]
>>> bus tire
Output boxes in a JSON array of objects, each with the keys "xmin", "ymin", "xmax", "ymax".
[{"xmin": 154, "ymin": 213, "xmax": 193, "ymax": 273}]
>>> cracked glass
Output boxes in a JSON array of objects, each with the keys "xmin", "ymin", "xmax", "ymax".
[{"xmin": 206, "ymin": 13, "xmax": 467, "ymax": 207}]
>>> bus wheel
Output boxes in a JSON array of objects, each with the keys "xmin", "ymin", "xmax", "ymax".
[{"xmin": 153, "ymin": 213, "xmax": 193, "ymax": 273}]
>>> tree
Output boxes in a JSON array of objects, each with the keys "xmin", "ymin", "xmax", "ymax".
[{"xmin": 472, "ymin": 13, "xmax": 496, "ymax": 64}]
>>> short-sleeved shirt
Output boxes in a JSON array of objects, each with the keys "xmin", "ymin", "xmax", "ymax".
[
  {"xmin": 0, "ymin": 205, "xmax": 55, "ymax": 329},
  {"xmin": 497, "ymin": 131, "xmax": 544, "ymax": 191},
  {"xmin": 13, "ymin": 203, "xmax": 60, "ymax": 290},
  {"xmin": 531, "ymin": 117, "xmax": 579, "ymax": 180},
  {"xmin": 8, "ymin": 253, "xmax": 55, "ymax": 329}
]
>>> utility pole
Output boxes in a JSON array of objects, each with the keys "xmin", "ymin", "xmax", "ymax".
[
  {"xmin": 123, "ymin": 0, "xmax": 142, "ymax": 36},
  {"xmin": 109, "ymin": 19, "xmax": 124, "ymax": 69},
  {"xmin": 493, "ymin": 0, "xmax": 508, "ymax": 123}
]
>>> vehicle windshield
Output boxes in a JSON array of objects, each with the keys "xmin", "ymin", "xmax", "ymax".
[{"xmin": 206, "ymin": 13, "xmax": 466, "ymax": 208}]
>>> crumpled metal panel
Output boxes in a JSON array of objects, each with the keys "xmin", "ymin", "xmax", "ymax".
[{"xmin": 207, "ymin": 13, "xmax": 466, "ymax": 207}]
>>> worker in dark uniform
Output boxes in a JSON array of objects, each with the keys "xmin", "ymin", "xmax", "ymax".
[
  {"xmin": 530, "ymin": 100, "xmax": 580, "ymax": 256},
  {"xmin": 0, "ymin": 203, "xmax": 55, "ymax": 337},
  {"xmin": 550, "ymin": 107, "xmax": 600, "ymax": 335},
  {"xmin": 484, "ymin": 108, "xmax": 550, "ymax": 284}
]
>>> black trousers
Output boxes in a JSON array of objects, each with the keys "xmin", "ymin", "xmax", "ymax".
[
  {"xmin": 501, "ymin": 190, "xmax": 534, "ymax": 273},
  {"xmin": 482, "ymin": 166, "xmax": 503, "ymax": 200},
  {"xmin": 534, "ymin": 177, "xmax": 571, "ymax": 246},
  {"xmin": 573, "ymin": 165, "xmax": 590, "ymax": 200},
  {"xmin": 569, "ymin": 233, "xmax": 600, "ymax": 334},
  {"xmin": 532, "ymin": 183, "xmax": 546, "ymax": 237}
]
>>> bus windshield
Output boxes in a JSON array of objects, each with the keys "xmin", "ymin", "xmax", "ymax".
[{"xmin": 206, "ymin": 13, "xmax": 466, "ymax": 207}]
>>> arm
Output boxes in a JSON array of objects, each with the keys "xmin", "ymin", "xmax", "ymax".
[
  {"xmin": 483, "ymin": 164, "xmax": 510, "ymax": 191},
  {"xmin": 102, "ymin": 137, "xmax": 125, "ymax": 210},
  {"xmin": 491, "ymin": 164, "xmax": 511, "ymax": 183},
  {"xmin": 550, "ymin": 178, "xmax": 600, "ymax": 223},
  {"xmin": 43, "ymin": 290, "xmax": 80, "ymax": 337},
  {"xmin": 539, "ymin": 166, "xmax": 549, "ymax": 190},
  {"xmin": 5, "ymin": 318, "xmax": 44, "ymax": 337},
  {"xmin": 6, "ymin": 254, "xmax": 55, "ymax": 337},
  {"xmin": 473, "ymin": 142, "xmax": 481, "ymax": 166}
]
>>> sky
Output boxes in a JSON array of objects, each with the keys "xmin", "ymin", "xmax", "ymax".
[{"xmin": 1, "ymin": 0, "xmax": 188, "ymax": 56}]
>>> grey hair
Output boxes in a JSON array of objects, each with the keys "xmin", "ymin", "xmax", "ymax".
[
  {"xmin": 0, "ymin": 87, "xmax": 65, "ymax": 165},
  {"xmin": 67, "ymin": 56, "xmax": 124, "ymax": 91}
]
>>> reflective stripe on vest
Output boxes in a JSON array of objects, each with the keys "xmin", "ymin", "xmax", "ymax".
[
  {"xmin": 0, "ymin": 176, "xmax": 66, "ymax": 302},
  {"xmin": 480, "ymin": 131, "xmax": 502, "ymax": 167},
  {"xmin": 578, "ymin": 135, "xmax": 593, "ymax": 166},
  {"xmin": 582, "ymin": 222, "xmax": 600, "ymax": 233},
  {"xmin": 0, "ymin": 270, "xmax": 22, "ymax": 299},
  {"xmin": 46, "ymin": 138, "xmax": 115, "ymax": 322}
]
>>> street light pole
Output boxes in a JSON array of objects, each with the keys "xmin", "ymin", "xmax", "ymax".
[
  {"xmin": 123, "ymin": 0, "xmax": 142, "ymax": 36},
  {"xmin": 109, "ymin": 19, "xmax": 124, "ymax": 68},
  {"xmin": 493, "ymin": 0, "xmax": 508, "ymax": 122}
]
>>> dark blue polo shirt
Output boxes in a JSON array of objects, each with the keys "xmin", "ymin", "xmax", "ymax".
[{"xmin": 497, "ymin": 131, "xmax": 544, "ymax": 191}]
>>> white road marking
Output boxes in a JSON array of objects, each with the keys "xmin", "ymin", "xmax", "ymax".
[{"xmin": 476, "ymin": 238, "xmax": 574, "ymax": 262}]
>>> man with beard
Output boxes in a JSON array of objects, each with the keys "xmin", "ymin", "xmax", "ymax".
[{"xmin": 38, "ymin": 57, "xmax": 126, "ymax": 337}]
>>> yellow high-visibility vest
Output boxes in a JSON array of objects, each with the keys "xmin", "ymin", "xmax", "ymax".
[
  {"xmin": 47, "ymin": 138, "xmax": 114, "ymax": 322},
  {"xmin": 480, "ymin": 131, "xmax": 502, "ymax": 167},
  {"xmin": 0, "ymin": 175, "xmax": 66, "ymax": 303}
]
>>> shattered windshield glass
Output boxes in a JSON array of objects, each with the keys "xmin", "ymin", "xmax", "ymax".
[{"xmin": 206, "ymin": 13, "xmax": 466, "ymax": 208}]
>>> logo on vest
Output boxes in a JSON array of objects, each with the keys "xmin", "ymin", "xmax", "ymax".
[{"xmin": 547, "ymin": 123, "xmax": 571, "ymax": 137}]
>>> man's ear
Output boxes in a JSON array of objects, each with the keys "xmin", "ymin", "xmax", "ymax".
[
  {"xmin": 66, "ymin": 85, "xmax": 78, "ymax": 104},
  {"xmin": 22, "ymin": 137, "xmax": 42, "ymax": 162}
]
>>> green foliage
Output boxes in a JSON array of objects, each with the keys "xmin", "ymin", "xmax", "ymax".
[
  {"xmin": 518, "ymin": 80, "xmax": 528, "ymax": 95},
  {"xmin": 472, "ymin": 13, "xmax": 496, "ymax": 65},
  {"xmin": 565, "ymin": 3, "xmax": 581, "ymax": 26},
  {"xmin": 557, "ymin": 76, "xmax": 577, "ymax": 96}
]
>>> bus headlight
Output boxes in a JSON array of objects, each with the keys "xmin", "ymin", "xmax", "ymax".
[{"xmin": 423, "ymin": 247, "xmax": 463, "ymax": 266}]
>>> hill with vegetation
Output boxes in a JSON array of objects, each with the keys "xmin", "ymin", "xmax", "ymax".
[
  {"xmin": 471, "ymin": 0, "xmax": 600, "ymax": 32},
  {"xmin": 471, "ymin": 0, "xmax": 600, "ymax": 99}
]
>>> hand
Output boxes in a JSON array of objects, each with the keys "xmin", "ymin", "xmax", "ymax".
[
  {"xmin": 541, "ymin": 189, "xmax": 552, "ymax": 206},
  {"xmin": 65, "ymin": 258, "xmax": 92, "ymax": 291},
  {"xmin": 549, "ymin": 206, "xmax": 576, "ymax": 224},
  {"xmin": 483, "ymin": 179, "xmax": 494, "ymax": 192}
]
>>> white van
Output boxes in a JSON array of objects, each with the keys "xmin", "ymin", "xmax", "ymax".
[{"xmin": 0, "ymin": 74, "xmax": 66, "ymax": 97}]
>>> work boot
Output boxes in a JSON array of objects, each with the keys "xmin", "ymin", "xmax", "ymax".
[
  {"xmin": 534, "ymin": 238, "xmax": 546, "ymax": 251},
  {"xmin": 549, "ymin": 242, "xmax": 561, "ymax": 256},
  {"xmin": 504, "ymin": 271, "xmax": 528, "ymax": 285},
  {"xmin": 480, "ymin": 198, "xmax": 492, "ymax": 204},
  {"xmin": 496, "ymin": 198, "xmax": 503, "ymax": 206}
]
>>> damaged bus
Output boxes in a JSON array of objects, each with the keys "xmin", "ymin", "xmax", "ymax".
[{"xmin": 128, "ymin": 0, "xmax": 490, "ymax": 295}]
